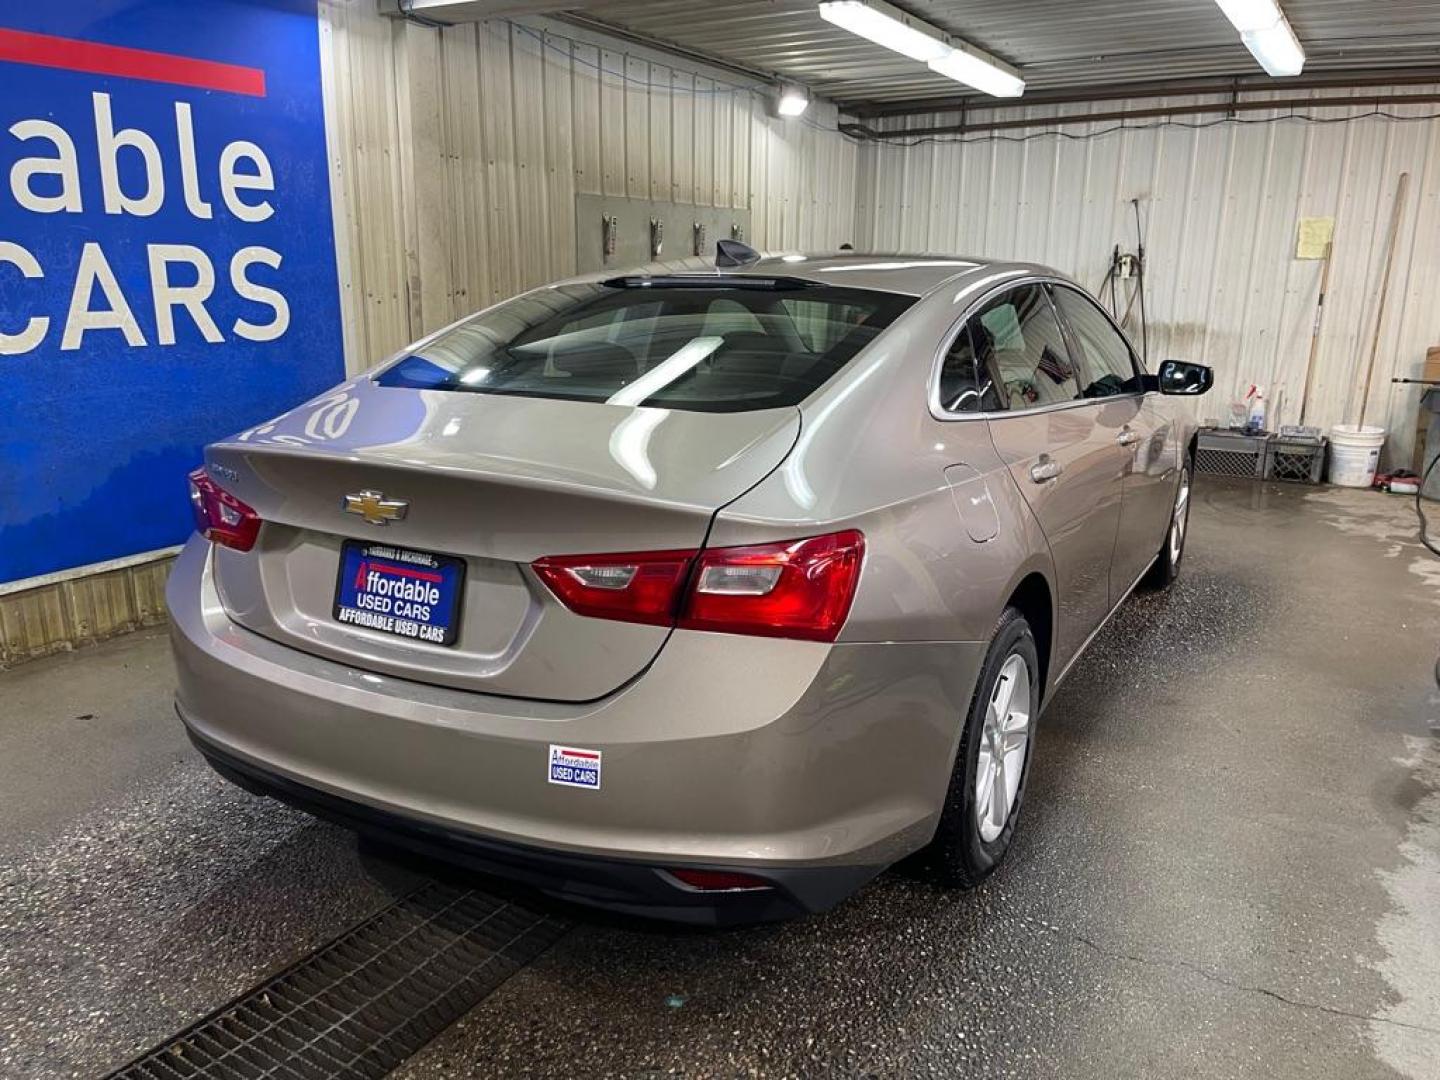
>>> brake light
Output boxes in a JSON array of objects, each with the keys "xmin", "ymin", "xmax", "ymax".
[
  {"xmin": 532, "ymin": 530, "xmax": 864, "ymax": 642},
  {"xmin": 684, "ymin": 531, "xmax": 864, "ymax": 642},
  {"xmin": 531, "ymin": 549, "xmax": 695, "ymax": 627},
  {"xmin": 187, "ymin": 467, "xmax": 262, "ymax": 552}
]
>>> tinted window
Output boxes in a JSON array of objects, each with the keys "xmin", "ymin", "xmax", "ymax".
[
  {"xmin": 783, "ymin": 297, "xmax": 878, "ymax": 354},
  {"xmin": 377, "ymin": 282, "xmax": 912, "ymax": 413},
  {"xmin": 938, "ymin": 323, "xmax": 1004, "ymax": 413},
  {"xmin": 970, "ymin": 285, "xmax": 1079, "ymax": 410},
  {"xmin": 1052, "ymin": 285, "xmax": 1141, "ymax": 397}
]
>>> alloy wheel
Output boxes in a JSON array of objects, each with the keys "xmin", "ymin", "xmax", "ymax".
[
  {"xmin": 976, "ymin": 653, "xmax": 1031, "ymax": 843},
  {"xmin": 1169, "ymin": 466, "xmax": 1192, "ymax": 565}
]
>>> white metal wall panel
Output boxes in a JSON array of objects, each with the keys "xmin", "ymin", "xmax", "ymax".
[
  {"xmin": 859, "ymin": 91, "xmax": 1440, "ymax": 465},
  {"xmin": 320, "ymin": 0, "xmax": 858, "ymax": 371}
]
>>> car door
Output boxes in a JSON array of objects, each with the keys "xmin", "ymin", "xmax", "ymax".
[
  {"xmin": 971, "ymin": 283, "xmax": 1130, "ymax": 669},
  {"xmin": 1050, "ymin": 284, "xmax": 1176, "ymax": 600}
]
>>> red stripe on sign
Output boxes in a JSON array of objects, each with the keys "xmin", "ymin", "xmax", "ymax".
[
  {"xmin": 562, "ymin": 750, "xmax": 600, "ymax": 760},
  {"xmin": 0, "ymin": 27, "xmax": 266, "ymax": 97},
  {"xmin": 376, "ymin": 563, "xmax": 443, "ymax": 584}
]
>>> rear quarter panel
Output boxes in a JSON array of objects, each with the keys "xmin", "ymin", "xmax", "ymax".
[{"xmin": 709, "ymin": 282, "xmax": 1057, "ymax": 651}]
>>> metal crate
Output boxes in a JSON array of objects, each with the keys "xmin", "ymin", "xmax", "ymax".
[
  {"xmin": 1265, "ymin": 436, "xmax": 1327, "ymax": 484},
  {"xmin": 1195, "ymin": 430, "xmax": 1267, "ymax": 478}
]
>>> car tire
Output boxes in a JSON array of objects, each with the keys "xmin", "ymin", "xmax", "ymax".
[
  {"xmin": 1141, "ymin": 454, "xmax": 1193, "ymax": 591},
  {"xmin": 925, "ymin": 606, "xmax": 1039, "ymax": 889}
]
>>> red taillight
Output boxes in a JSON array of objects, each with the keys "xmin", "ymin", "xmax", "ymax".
[
  {"xmin": 683, "ymin": 530, "xmax": 865, "ymax": 642},
  {"xmin": 531, "ymin": 530, "xmax": 864, "ymax": 642},
  {"xmin": 531, "ymin": 549, "xmax": 695, "ymax": 627},
  {"xmin": 187, "ymin": 467, "xmax": 262, "ymax": 552},
  {"xmin": 666, "ymin": 868, "xmax": 773, "ymax": 893}
]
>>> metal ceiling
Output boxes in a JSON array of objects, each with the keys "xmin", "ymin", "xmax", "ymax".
[{"xmin": 558, "ymin": 0, "xmax": 1440, "ymax": 112}]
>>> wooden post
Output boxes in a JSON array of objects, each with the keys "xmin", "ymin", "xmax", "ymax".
[
  {"xmin": 1357, "ymin": 171, "xmax": 1410, "ymax": 429},
  {"xmin": 1298, "ymin": 240, "xmax": 1333, "ymax": 426}
]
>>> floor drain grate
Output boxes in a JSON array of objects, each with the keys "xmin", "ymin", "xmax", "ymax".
[{"xmin": 104, "ymin": 882, "xmax": 568, "ymax": 1080}]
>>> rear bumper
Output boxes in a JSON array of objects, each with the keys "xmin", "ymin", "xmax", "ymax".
[
  {"xmin": 187, "ymin": 723, "xmax": 866, "ymax": 924},
  {"xmin": 168, "ymin": 536, "xmax": 985, "ymax": 921}
]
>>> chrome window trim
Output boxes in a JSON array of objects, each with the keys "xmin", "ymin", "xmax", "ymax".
[{"xmin": 927, "ymin": 275, "xmax": 1145, "ymax": 423}]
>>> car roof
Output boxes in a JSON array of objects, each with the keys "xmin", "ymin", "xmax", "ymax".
[{"xmin": 564, "ymin": 253, "xmax": 1070, "ymax": 299}]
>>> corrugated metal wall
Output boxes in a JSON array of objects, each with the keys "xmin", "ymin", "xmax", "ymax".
[
  {"xmin": 319, "ymin": 0, "xmax": 860, "ymax": 372},
  {"xmin": 856, "ymin": 90, "xmax": 1440, "ymax": 465}
]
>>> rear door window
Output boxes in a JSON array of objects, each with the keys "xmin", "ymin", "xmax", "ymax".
[
  {"xmin": 969, "ymin": 285, "xmax": 1080, "ymax": 410},
  {"xmin": 377, "ymin": 281, "xmax": 913, "ymax": 413}
]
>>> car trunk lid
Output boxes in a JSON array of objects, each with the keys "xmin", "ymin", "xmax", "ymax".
[{"xmin": 206, "ymin": 381, "xmax": 799, "ymax": 701}]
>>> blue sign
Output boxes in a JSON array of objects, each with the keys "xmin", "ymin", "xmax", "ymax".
[{"xmin": 0, "ymin": 0, "xmax": 344, "ymax": 583}]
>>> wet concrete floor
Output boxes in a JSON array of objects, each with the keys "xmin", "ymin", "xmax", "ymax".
[{"xmin": 2, "ymin": 478, "xmax": 1438, "ymax": 1079}]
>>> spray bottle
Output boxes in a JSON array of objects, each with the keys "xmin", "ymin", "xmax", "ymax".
[{"xmin": 1244, "ymin": 385, "xmax": 1267, "ymax": 434}]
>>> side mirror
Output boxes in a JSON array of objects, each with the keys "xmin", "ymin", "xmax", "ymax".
[{"xmin": 1158, "ymin": 359, "xmax": 1214, "ymax": 396}]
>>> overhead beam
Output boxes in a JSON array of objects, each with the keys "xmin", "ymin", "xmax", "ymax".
[
  {"xmin": 844, "ymin": 68, "xmax": 1440, "ymax": 118},
  {"xmin": 850, "ymin": 89, "xmax": 1440, "ymax": 139}
]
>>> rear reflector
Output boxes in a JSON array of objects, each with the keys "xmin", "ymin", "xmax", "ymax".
[
  {"xmin": 666, "ymin": 868, "xmax": 773, "ymax": 893},
  {"xmin": 188, "ymin": 467, "xmax": 262, "ymax": 552},
  {"xmin": 532, "ymin": 530, "xmax": 864, "ymax": 642}
]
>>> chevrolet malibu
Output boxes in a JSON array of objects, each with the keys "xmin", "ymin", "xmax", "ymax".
[{"xmin": 168, "ymin": 247, "xmax": 1212, "ymax": 923}]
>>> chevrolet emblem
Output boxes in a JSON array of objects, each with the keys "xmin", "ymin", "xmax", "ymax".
[{"xmin": 343, "ymin": 490, "xmax": 408, "ymax": 526}]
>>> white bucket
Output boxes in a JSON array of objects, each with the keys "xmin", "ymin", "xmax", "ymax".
[{"xmin": 1328, "ymin": 424, "xmax": 1386, "ymax": 487}]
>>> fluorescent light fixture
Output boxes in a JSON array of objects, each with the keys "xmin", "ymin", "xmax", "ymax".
[
  {"xmin": 1213, "ymin": 0, "xmax": 1282, "ymax": 32},
  {"xmin": 928, "ymin": 42, "xmax": 1024, "ymax": 97},
  {"xmin": 818, "ymin": 0, "xmax": 950, "ymax": 63},
  {"xmin": 819, "ymin": 0, "xmax": 1023, "ymax": 98},
  {"xmin": 1214, "ymin": 0, "xmax": 1304, "ymax": 76},
  {"xmin": 1242, "ymin": 14, "xmax": 1304, "ymax": 76},
  {"xmin": 776, "ymin": 85, "xmax": 810, "ymax": 117}
]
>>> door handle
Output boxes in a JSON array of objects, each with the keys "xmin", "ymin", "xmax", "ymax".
[
  {"xmin": 1116, "ymin": 429, "xmax": 1140, "ymax": 446},
  {"xmin": 1030, "ymin": 459, "xmax": 1064, "ymax": 483}
]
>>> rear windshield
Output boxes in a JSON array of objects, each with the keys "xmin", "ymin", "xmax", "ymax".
[{"xmin": 375, "ymin": 280, "xmax": 914, "ymax": 413}]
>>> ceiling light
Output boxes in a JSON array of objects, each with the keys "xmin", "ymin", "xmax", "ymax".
[
  {"xmin": 1213, "ymin": 0, "xmax": 1283, "ymax": 33},
  {"xmin": 819, "ymin": 1, "xmax": 1023, "ymax": 98},
  {"xmin": 1242, "ymin": 14, "xmax": 1304, "ymax": 76},
  {"xmin": 928, "ymin": 43, "xmax": 1024, "ymax": 98},
  {"xmin": 818, "ymin": 0, "xmax": 950, "ymax": 63},
  {"xmin": 1214, "ymin": 0, "xmax": 1304, "ymax": 76},
  {"xmin": 776, "ymin": 85, "xmax": 810, "ymax": 117}
]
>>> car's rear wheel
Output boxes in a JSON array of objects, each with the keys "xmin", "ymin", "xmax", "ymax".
[
  {"xmin": 1142, "ymin": 455, "xmax": 1193, "ymax": 590},
  {"xmin": 925, "ymin": 607, "xmax": 1038, "ymax": 888}
]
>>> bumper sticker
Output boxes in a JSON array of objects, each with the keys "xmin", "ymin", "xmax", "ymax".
[{"xmin": 548, "ymin": 745, "xmax": 601, "ymax": 790}]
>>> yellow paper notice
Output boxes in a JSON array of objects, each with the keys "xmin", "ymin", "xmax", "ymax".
[{"xmin": 1296, "ymin": 216, "xmax": 1334, "ymax": 260}]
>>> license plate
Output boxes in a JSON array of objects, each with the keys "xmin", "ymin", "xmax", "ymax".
[{"xmin": 333, "ymin": 541, "xmax": 465, "ymax": 647}]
